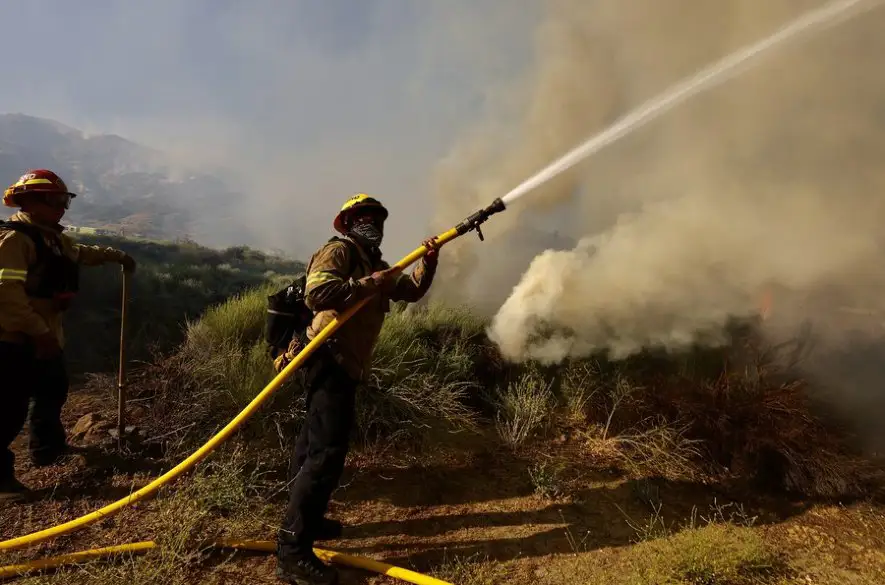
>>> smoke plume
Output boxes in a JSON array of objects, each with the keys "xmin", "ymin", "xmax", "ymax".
[{"xmin": 430, "ymin": 0, "xmax": 885, "ymax": 367}]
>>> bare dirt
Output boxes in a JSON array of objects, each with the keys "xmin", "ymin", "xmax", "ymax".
[{"xmin": 2, "ymin": 386, "xmax": 884, "ymax": 584}]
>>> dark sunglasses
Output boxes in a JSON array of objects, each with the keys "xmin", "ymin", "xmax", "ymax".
[{"xmin": 352, "ymin": 210, "xmax": 386, "ymax": 224}]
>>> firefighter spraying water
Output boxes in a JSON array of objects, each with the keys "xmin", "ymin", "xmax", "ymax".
[
  {"xmin": 497, "ymin": 0, "xmax": 877, "ymax": 209},
  {"xmin": 1, "ymin": 0, "xmax": 881, "ymax": 583}
]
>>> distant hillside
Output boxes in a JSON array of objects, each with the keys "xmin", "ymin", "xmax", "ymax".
[{"xmin": 0, "ymin": 113, "xmax": 244, "ymax": 246}]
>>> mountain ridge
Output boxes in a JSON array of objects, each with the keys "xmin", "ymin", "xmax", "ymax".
[{"xmin": 0, "ymin": 113, "xmax": 245, "ymax": 247}]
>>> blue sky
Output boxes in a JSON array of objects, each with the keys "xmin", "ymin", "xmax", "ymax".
[{"xmin": 0, "ymin": 0, "xmax": 540, "ymax": 255}]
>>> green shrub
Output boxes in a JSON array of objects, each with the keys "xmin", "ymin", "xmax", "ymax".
[
  {"xmin": 63, "ymin": 233, "xmax": 303, "ymax": 377},
  {"xmin": 149, "ymin": 297, "xmax": 499, "ymax": 452}
]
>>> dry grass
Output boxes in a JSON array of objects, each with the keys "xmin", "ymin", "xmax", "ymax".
[
  {"xmin": 540, "ymin": 323, "xmax": 877, "ymax": 498},
  {"xmin": 495, "ymin": 368, "xmax": 554, "ymax": 448},
  {"xmin": 525, "ymin": 499, "xmax": 791, "ymax": 585},
  {"xmin": 436, "ymin": 553, "xmax": 514, "ymax": 585},
  {"xmin": 106, "ymin": 295, "xmax": 877, "ymax": 502},
  {"xmin": 11, "ymin": 445, "xmax": 269, "ymax": 585}
]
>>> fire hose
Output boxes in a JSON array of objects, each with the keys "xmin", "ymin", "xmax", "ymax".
[
  {"xmin": 2, "ymin": 0, "xmax": 875, "ymax": 576},
  {"xmin": 0, "ymin": 198, "xmax": 507, "ymax": 581},
  {"xmin": 0, "ymin": 540, "xmax": 452, "ymax": 584}
]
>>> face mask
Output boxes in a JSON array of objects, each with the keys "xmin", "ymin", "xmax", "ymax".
[{"xmin": 349, "ymin": 222, "xmax": 383, "ymax": 248}]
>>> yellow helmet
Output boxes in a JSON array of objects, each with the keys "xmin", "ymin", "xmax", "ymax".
[{"xmin": 333, "ymin": 193, "xmax": 388, "ymax": 234}]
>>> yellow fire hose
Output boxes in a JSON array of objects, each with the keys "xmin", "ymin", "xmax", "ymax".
[
  {"xmin": 0, "ymin": 199, "xmax": 505, "ymax": 580},
  {"xmin": 0, "ymin": 540, "xmax": 453, "ymax": 584}
]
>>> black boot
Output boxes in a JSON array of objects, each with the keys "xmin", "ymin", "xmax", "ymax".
[
  {"xmin": 31, "ymin": 444, "xmax": 69, "ymax": 467},
  {"xmin": 0, "ymin": 476, "xmax": 30, "ymax": 504},
  {"xmin": 276, "ymin": 550, "xmax": 339, "ymax": 585}
]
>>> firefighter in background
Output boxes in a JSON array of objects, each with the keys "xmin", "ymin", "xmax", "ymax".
[
  {"xmin": 0, "ymin": 169, "xmax": 136, "ymax": 503},
  {"xmin": 276, "ymin": 194, "xmax": 439, "ymax": 585}
]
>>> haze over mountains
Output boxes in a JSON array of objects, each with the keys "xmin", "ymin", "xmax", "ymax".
[{"xmin": 0, "ymin": 113, "xmax": 247, "ymax": 248}]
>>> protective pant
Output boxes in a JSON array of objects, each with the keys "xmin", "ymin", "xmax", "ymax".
[
  {"xmin": 278, "ymin": 349, "xmax": 357, "ymax": 557},
  {"xmin": 0, "ymin": 341, "xmax": 69, "ymax": 481}
]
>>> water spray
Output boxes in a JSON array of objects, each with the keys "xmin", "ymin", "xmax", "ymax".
[
  {"xmin": 500, "ymin": 0, "xmax": 880, "ymax": 208},
  {"xmin": 0, "ymin": 0, "xmax": 879, "ymax": 574}
]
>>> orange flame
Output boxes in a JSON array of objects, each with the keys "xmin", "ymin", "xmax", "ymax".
[{"xmin": 758, "ymin": 288, "xmax": 773, "ymax": 321}]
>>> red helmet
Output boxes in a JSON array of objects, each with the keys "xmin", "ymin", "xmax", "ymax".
[{"xmin": 3, "ymin": 169, "xmax": 77, "ymax": 208}]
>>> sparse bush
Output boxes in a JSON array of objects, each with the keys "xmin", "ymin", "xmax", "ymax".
[
  {"xmin": 633, "ymin": 338, "xmax": 874, "ymax": 497},
  {"xmin": 536, "ymin": 328, "xmax": 874, "ymax": 497},
  {"xmin": 436, "ymin": 553, "xmax": 509, "ymax": 585},
  {"xmin": 495, "ymin": 368, "xmax": 553, "ymax": 447},
  {"xmin": 528, "ymin": 459, "xmax": 566, "ymax": 499}
]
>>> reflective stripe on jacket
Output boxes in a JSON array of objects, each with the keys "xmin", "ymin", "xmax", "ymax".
[
  {"xmin": 304, "ymin": 236, "xmax": 436, "ymax": 381},
  {"xmin": 0, "ymin": 212, "xmax": 127, "ymax": 347}
]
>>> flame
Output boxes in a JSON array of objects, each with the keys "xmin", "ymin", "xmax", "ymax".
[{"xmin": 759, "ymin": 288, "xmax": 773, "ymax": 321}]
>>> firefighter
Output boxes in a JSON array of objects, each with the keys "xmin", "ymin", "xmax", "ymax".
[
  {"xmin": 276, "ymin": 194, "xmax": 439, "ymax": 585},
  {"xmin": 0, "ymin": 169, "xmax": 136, "ymax": 503}
]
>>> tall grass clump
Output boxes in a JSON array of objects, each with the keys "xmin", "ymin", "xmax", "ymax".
[
  {"xmin": 137, "ymin": 295, "xmax": 505, "ymax": 454},
  {"xmin": 495, "ymin": 367, "xmax": 554, "ymax": 448},
  {"xmin": 361, "ymin": 302, "xmax": 497, "ymax": 448},
  {"xmin": 541, "ymin": 322, "xmax": 876, "ymax": 496},
  {"xmin": 130, "ymin": 283, "xmax": 296, "ymax": 451},
  {"xmin": 182, "ymin": 281, "xmax": 279, "ymax": 356}
]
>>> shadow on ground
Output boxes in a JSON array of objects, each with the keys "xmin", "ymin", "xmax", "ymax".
[
  {"xmin": 329, "ymin": 471, "xmax": 816, "ymax": 574},
  {"xmin": 335, "ymin": 450, "xmax": 546, "ymax": 508}
]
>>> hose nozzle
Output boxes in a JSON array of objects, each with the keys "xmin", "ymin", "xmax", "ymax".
[{"xmin": 454, "ymin": 198, "xmax": 506, "ymax": 241}]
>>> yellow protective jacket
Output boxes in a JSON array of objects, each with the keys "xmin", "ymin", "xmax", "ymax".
[
  {"xmin": 304, "ymin": 236, "xmax": 436, "ymax": 382},
  {"xmin": 0, "ymin": 212, "xmax": 128, "ymax": 347}
]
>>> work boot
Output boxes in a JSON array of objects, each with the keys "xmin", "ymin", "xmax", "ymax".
[
  {"xmin": 0, "ymin": 477, "xmax": 30, "ymax": 504},
  {"xmin": 276, "ymin": 551, "xmax": 339, "ymax": 585},
  {"xmin": 31, "ymin": 443, "xmax": 81, "ymax": 467},
  {"xmin": 316, "ymin": 517, "xmax": 343, "ymax": 541}
]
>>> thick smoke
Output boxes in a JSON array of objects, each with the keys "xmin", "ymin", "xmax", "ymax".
[
  {"xmin": 491, "ymin": 190, "xmax": 885, "ymax": 361},
  {"xmin": 428, "ymin": 0, "xmax": 626, "ymax": 311},
  {"xmin": 430, "ymin": 0, "xmax": 885, "ymax": 367}
]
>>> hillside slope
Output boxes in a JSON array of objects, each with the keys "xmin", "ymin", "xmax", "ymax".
[
  {"xmin": 1, "ymin": 294, "xmax": 884, "ymax": 584},
  {"xmin": 0, "ymin": 113, "xmax": 243, "ymax": 245}
]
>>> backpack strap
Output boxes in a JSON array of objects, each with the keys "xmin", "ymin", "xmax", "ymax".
[{"xmin": 0, "ymin": 220, "xmax": 50, "ymax": 267}]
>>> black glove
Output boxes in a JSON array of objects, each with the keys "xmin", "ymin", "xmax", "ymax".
[{"xmin": 120, "ymin": 254, "xmax": 137, "ymax": 273}]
